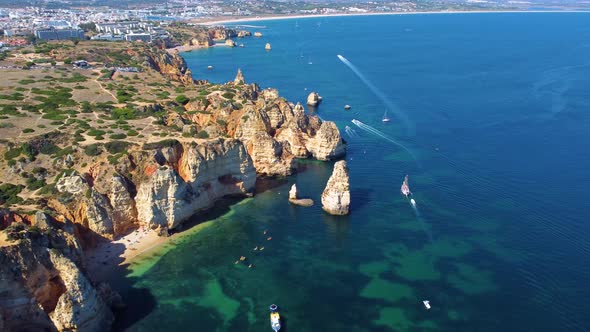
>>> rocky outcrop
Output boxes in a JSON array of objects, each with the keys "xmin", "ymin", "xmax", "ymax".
[
  {"xmin": 237, "ymin": 30, "xmax": 251, "ymax": 38},
  {"xmin": 265, "ymin": 43, "xmax": 271, "ymax": 50},
  {"xmin": 136, "ymin": 139, "xmax": 256, "ymax": 230},
  {"xmin": 307, "ymin": 92, "xmax": 322, "ymax": 106},
  {"xmin": 254, "ymin": 32, "xmax": 263, "ymax": 37},
  {"xmin": 225, "ymin": 39, "xmax": 237, "ymax": 47},
  {"xmin": 0, "ymin": 224, "xmax": 113, "ymax": 331},
  {"xmin": 321, "ymin": 160, "xmax": 350, "ymax": 215},
  {"xmin": 209, "ymin": 28, "xmax": 238, "ymax": 40},
  {"xmin": 288, "ymin": 184, "xmax": 314, "ymax": 207},
  {"xmin": 108, "ymin": 175, "xmax": 137, "ymax": 235},
  {"xmin": 289, "ymin": 184, "xmax": 298, "ymax": 200},
  {"xmin": 146, "ymin": 50, "xmax": 194, "ymax": 85},
  {"xmin": 247, "ymin": 132, "xmax": 294, "ymax": 176},
  {"xmin": 234, "ymin": 68, "xmax": 245, "ymax": 84},
  {"xmin": 48, "ymin": 250, "xmax": 114, "ymax": 332},
  {"xmin": 306, "ymin": 121, "xmax": 346, "ymax": 161}
]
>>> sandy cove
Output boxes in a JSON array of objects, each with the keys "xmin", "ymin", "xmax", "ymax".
[
  {"xmin": 166, "ymin": 42, "xmax": 230, "ymax": 54},
  {"xmin": 85, "ymin": 227, "xmax": 170, "ymax": 282}
]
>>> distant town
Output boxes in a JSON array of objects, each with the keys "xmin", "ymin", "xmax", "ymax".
[{"xmin": 0, "ymin": 0, "xmax": 588, "ymax": 49}]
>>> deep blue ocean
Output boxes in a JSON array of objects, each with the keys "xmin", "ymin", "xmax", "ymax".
[{"xmin": 116, "ymin": 13, "xmax": 590, "ymax": 331}]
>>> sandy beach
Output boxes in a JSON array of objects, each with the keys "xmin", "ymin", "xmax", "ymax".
[
  {"xmin": 85, "ymin": 227, "xmax": 169, "ymax": 282},
  {"xmin": 192, "ymin": 10, "xmax": 582, "ymax": 26}
]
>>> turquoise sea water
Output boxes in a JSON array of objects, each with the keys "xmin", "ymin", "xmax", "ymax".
[{"xmin": 115, "ymin": 13, "xmax": 590, "ymax": 331}]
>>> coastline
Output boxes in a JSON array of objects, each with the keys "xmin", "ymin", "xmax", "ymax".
[
  {"xmin": 85, "ymin": 227, "xmax": 170, "ymax": 282},
  {"xmin": 166, "ymin": 43, "xmax": 228, "ymax": 54},
  {"xmin": 193, "ymin": 9, "xmax": 588, "ymax": 26}
]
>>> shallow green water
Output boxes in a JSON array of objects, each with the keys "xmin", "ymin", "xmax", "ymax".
[{"xmin": 115, "ymin": 13, "xmax": 590, "ymax": 331}]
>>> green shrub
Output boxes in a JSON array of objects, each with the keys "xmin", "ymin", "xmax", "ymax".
[
  {"xmin": 84, "ymin": 144, "xmax": 101, "ymax": 156},
  {"xmin": 22, "ymin": 128, "xmax": 35, "ymax": 133},
  {"xmin": 87, "ymin": 129, "xmax": 106, "ymax": 137},
  {"xmin": 104, "ymin": 141, "xmax": 131, "ymax": 154},
  {"xmin": 222, "ymin": 92, "xmax": 235, "ymax": 99},
  {"xmin": 39, "ymin": 143, "xmax": 61, "ymax": 155},
  {"xmin": 26, "ymin": 177, "xmax": 46, "ymax": 190},
  {"xmin": 175, "ymin": 94, "xmax": 189, "ymax": 105},
  {"xmin": 54, "ymin": 146, "xmax": 74, "ymax": 158},
  {"xmin": 142, "ymin": 139, "xmax": 180, "ymax": 150},
  {"xmin": 0, "ymin": 183, "xmax": 24, "ymax": 206},
  {"xmin": 109, "ymin": 133, "xmax": 127, "ymax": 140},
  {"xmin": 111, "ymin": 107, "xmax": 136, "ymax": 120},
  {"xmin": 197, "ymin": 130, "xmax": 209, "ymax": 139},
  {"xmin": 38, "ymin": 183, "xmax": 57, "ymax": 196}
]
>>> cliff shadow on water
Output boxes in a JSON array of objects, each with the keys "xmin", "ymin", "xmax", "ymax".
[{"xmin": 110, "ymin": 195, "xmax": 253, "ymax": 331}]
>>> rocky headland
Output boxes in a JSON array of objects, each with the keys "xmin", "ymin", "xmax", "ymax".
[{"xmin": 0, "ymin": 35, "xmax": 346, "ymax": 331}]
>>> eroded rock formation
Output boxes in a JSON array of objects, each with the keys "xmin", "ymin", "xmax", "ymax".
[
  {"xmin": 234, "ymin": 68, "xmax": 245, "ymax": 84},
  {"xmin": 146, "ymin": 50, "xmax": 194, "ymax": 85},
  {"xmin": 307, "ymin": 92, "xmax": 322, "ymax": 106},
  {"xmin": 321, "ymin": 160, "xmax": 350, "ymax": 215},
  {"xmin": 288, "ymin": 184, "xmax": 314, "ymax": 207},
  {"xmin": 136, "ymin": 139, "xmax": 255, "ymax": 230},
  {"xmin": 0, "ymin": 222, "xmax": 114, "ymax": 331}
]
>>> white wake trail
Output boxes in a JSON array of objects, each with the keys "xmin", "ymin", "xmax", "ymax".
[
  {"xmin": 352, "ymin": 119, "xmax": 420, "ymax": 166},
  {"xmin": 337, "ymin": 54, "xmax": 415, "ymax": 136}
]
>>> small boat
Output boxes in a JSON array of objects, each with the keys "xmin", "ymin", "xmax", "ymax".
[
  {"xmin": 207, "ymin": 65, "xmax": 213, "ymax": 70},
  {"xmin": 239, "ymin": 44, "xmax": 244, "ymax": 48},
  {"xmin": 382, "ymin": 110, "xmax": 391, "ymax": 122},
  {"xmin": 344, "ymin": 105, "xmax": 351, "ymax": 110},
  {"xmin": 401, "ymin": 175, "xmax": 411, "ymax": 197},
  {"xmin": 269, "ymin": 304, "xmax": 281, "ymax": 331},
  {"xmin": 423, "ymin": 300, "xmax": 431, "ymax": 310},
  {"xmin": 410, "ymin": 198, "xmax": 416, "ymax": 206}
]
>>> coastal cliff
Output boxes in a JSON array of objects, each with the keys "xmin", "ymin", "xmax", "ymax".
[
  {"xmin": 145, "ymin": 50, "xmax": 196, "ymax": 85},
  {"xmin": 0, "ymin": 39, "xmax": 347, "ymax": 332},
  {"xmin": 136, "ymin": 139, "xmax": 255, "ymax": 230},
  {"xmin": 0, "ymin": 218, "xmax": 114, "ymax": 331}
]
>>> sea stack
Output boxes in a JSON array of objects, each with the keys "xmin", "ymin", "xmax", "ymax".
[
  {"xmin": 321, "ymin": 160, "xmax": 350, "ymax": 215},
  {"xmin": 307, "ymin": 92, "xmax": 322, "ymax": 106},
  {"xmin": 234, "ymin": 68, "xmax": 245, "ymax": 84},
  {"xmin": 288, "ymin": 184, "xmax": 314, "ymax": 207},
  {"xmin": 265, "ymin": 43, "xmax": 272, "ymax": 50},
  {"xmin": 225, "ymin": 39, "xmax": 237, "ymax": 47},
  {"xmin": 289, "ymin": 184, "xmax": 298, "ymax": 200}
]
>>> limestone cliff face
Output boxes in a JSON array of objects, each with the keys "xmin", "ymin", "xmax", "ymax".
[
  {"xmin": 306, "ymin": 121, "xmax": 346, "ymax": 161},
  {"xmin": 46, "ymin": 139, "xmax": 256, "ymax": 239},
  {"xmin": 0, "ymin": 225, "xmax": 113, "ymax": 331},
  {"xmin": 146, "ymin": 50, "xmax": 194, "ymax": 84},
  {"xmin": 108, "ymin": 175, "xmax": 138, "ymax": 235},
  {"xmin": 180, "ymin": 81, "xmax": 347, "ymax": 176},
  {"xmin": 48, "ymin": 250, "xmax": 114, "ymax": 332},
  {"xmin": 247, "ymin": 132, "xmax": 295, "ymax": 176},
  {"xmin": 321, "ymin": 160, "xmax": 351, "ymax": 215},
  {"xmin": 209, "ymin": 28, "xmax": 237, "ymax": 40},
  {"xmin": 136, "ymin": 139, "xmax": 255, "ymax": 230}
]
